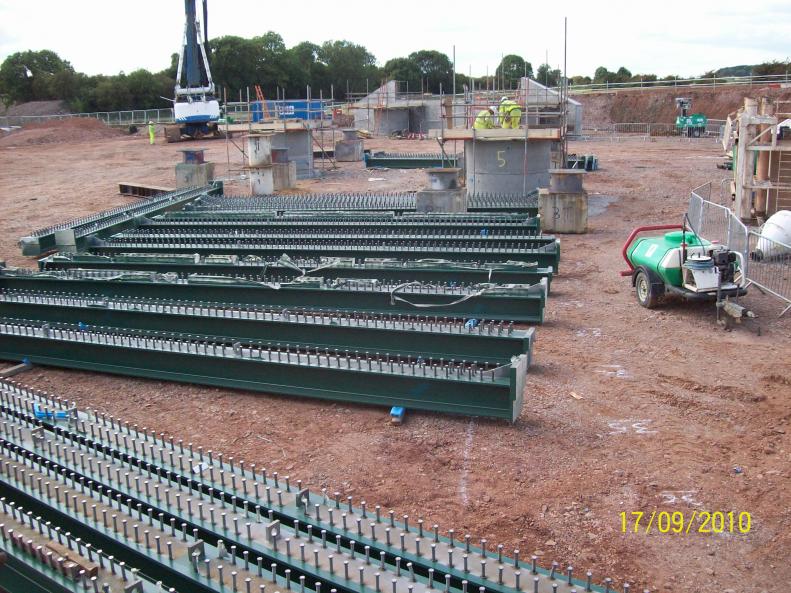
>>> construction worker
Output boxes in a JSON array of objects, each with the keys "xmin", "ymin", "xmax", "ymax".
[
  {"xmin": 473, "ymin": 106, "xmax": 496, "ymax": 130},
  {"xmin": 498, "ymin": 96, "xmax": 522, "ymax": 129},
  {"xmin": 148, "ymin": 120, "xmax": 156, "ymax": 145}
]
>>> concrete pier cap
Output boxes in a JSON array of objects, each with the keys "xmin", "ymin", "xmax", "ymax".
[
  {"xmin": 549, "ymin": 169, "xmax": 585, "ymax": 194},
  {"xmin": 427, "ymin": 168, "xmax": 461, "ymax": 190},
  {"xmin": 178, "ymin": 148, "xmax": 207, "ymax": 164},
  {"xmin": 271, "ymin": 148, "xmax": 289, "ymax": 164},
  {"xmin": 247, "ymin": 133, "xmax": 275, "ymax": 167},
  {"xmin": 341, "ymin": 128, "xmax": 358, "ymax": 141}
]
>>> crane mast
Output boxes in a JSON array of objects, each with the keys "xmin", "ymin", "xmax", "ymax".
[{"xmin": 168, "ymin": 0, "xmax": 221, "ymax": 141}]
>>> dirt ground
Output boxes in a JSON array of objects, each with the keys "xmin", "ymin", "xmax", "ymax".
[
  {"xmin": 0, "ymin": 127, "xmax": 789, "ymax": 593},
  {"xmin": 576, "ymin": 85, "xmax": 791, "ymax": 126}
]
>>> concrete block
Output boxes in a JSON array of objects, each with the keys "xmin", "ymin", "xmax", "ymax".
[
  {"xmin": 335, "ymin": 139, "xmax": 364, "ymax": 162},
  {"xmin": 415, "ymin": 189, "xmax": 468, "ymax": 213},
  {"xmin": 273, "ymin": 162, "xmax": 297, "ymax": 190},
  {"xmin": 538, "ymin": 188, "xmax": 588, "ymax": 233},
  {"xmin": 176, "ymin": 162, "xmax": 215, "ymax": 188}
]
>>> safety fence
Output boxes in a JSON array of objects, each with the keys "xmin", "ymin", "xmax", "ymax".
[
  {"xmin": 746, "ymin": 231, "xmax": 791, "ymax": 316},
  {"xmin": 0, "ymin": 100, "xmax": 343, "ymax": 129},
  {"xmin": 565, "ymin": 73, "xmax": 791, "ymax": 95},
  {"xmin": 687, "ymin": 183, "xmax": 791, "ymax": 316},
  {"xmin": 576, "ymin": 120, "xmax": 725, "ymax": 141},
  {"xmin": 687, "ymin": 184, "xmax": 750, "ymax": 256},
  {"xmin": 0, "ymin": 108, "xmax": 175, "ymax": 128}
]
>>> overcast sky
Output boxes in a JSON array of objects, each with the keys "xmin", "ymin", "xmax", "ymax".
[{"xmin": 0, "ymin": 0, "xmax": 788, "ymax": 79}]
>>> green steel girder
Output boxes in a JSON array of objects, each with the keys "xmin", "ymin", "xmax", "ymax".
[
  {"xmin": 0, "ymin": 292, "xmax": 535, "ymax": 365},
  {"xmin": 38, "ymin": 254, "xmax": 554, "ymax": 291},
  {"xmin": 0, "ymin": 546, "xmax": 92, "ymax": 593},
  {"xmin": 89, "ymin": 240, "xmax": 561, "ymax": 270},
  {"xmin": 364, "ymin": 152, "xmax": 461, "ymax": 169},
  {"xmin": 0, "ymin": 441, "xmax": 312, "ymax": 593},
  {"xmin": 110, "ymin": 230, "xmax": 549, "ymax": 244},
  {"xmin": 0, "ymin": 538, "xmax": 158, "ymax": 593},
  {"xmin": 0, "ymin": 403, "xmax": 453, "ymax": 593},
  {"xmin": 189, "ymin": 192, "xmax": 539, "ymax": 216},
  {"xmin": 161, "ymin": 211, "xmax": 534, "ymax": 223},
  {"xmin": 0, "ymin": 382, "xmax": 613, "ymax": 593},
  {"xmin": 18, "ymin": 184, "xmax": 223, "ymax": 257},
  {"xmin": 135, "ymin": 216, "xmax": 541, "ymax": 235},
  {"xmin": 0, "ymin": 270, "xmax": 546, "ymax": 323},
  {"xmin": 0, "ymin": 319, "xmax": 528, "ymax": 420}
]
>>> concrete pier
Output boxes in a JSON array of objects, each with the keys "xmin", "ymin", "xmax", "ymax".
[
  {"xmin": 175, "ymin": 148, "xmax": 214, "ymax": 188},
  {"xmin": 415, "ymin": 168, "xmax": 467, "ymax": 213},
  {"xmin": 464, "ymin": 139, "xmax": 551, "ymax": 195},
  {"xmin": 247, "ymin": 134, "xmax": 275, "ymax": 194},
  {"xmin": 334, "ymin": 129, "xmax": 364, "ymax": 162},
  {"xmin": 539, "ymin": 169, "xmax": 587, "ymax": 233}
]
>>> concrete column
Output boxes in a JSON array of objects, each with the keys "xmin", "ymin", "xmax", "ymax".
[
  {"xmin": 464, "ymin": 139, "xmax": 551, "ymax": 195},
  {"xmin": 272, "ymin": 130, "xmax": 314, "ymax": 179},
  {"xmin": 248, "ymin": 134, "xmax": 274, "ymax": 195},
  {"xmin": 754, "ymin": 97, "xmax": 774, "ymax": 217},
  {"xmin": 735, "ymin": 98, "xmax": 758, "ymax": 221},
  {"xmin": 248, "ymin": 134, "xmax": 273, "ymax": 166}
]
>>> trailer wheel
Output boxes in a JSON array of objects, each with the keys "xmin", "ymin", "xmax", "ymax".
[{"xmin": 635, "ymin": 269, "xmax": 660, "ymax": 308}]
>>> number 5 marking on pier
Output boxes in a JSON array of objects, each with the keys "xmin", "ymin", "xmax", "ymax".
[{"xmin": 497, "ymin": 150, "xmax": 506, "ymax": 168}]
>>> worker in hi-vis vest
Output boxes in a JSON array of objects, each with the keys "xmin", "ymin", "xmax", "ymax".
[
  {"xmin": 498, "ymin": 97, "xmax": 522, "ymax": 129},
  {"xmin": 473, "ymin": 106, "xmax": 496, "ymax": 130},
  {"xmin": 148, "ymin": 121, "xmax": 156, "ymax": 145}
]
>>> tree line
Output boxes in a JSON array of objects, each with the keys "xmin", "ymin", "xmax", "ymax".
[{"xmin": 1, "ymin": 35, "xmax": 788, "ymax": 112}]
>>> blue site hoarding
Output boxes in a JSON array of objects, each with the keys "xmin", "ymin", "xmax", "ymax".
[{"xmin": 251, "ymin": 100, "xmax": 327, "ymax": 122}]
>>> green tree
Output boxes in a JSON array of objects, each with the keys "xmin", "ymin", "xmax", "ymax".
[
  {"xmin": 252, "ymin": 31, "xmax": 290, "ymax": 96},
  {"xmin": 496, "ymin": 55, "xmax": 532, "ymax": 89},
  {"xmin": 0, "ymin": 49, "xmax": 72, "ymax": 105},
  {"xmin": 615, "ymin": 67, "xmax": 632, "ymax": 82},
  {"xmin": 162, "ymin": 53, "xmax": 179, "ymax": 81},
  {"xmin": 319, "ymin": 40, "xmax": 378, "ymax": 99},
  {"xmin": 92, "ymin": 74, "xmax": 131, "ymax": 111},
  {"xmin": 408, "ymin": 50, "xmax": 452, "ymax": 94},
  {"xmin": 536, "ymin": 63, "xmax": 560, "ymax": 87},
  {"xmin": 753, "ymin": 59, "xmax": 790, "ymax": 78},
  {"xmin": 287, "ymin": 42, "xmax": 329, "ymax": 95},
  {"xmin": 382, "ymin": 57, "xmax": 423, "ymax": 94},
  {"xmin": 126, "ymin": 69, "xmax": 172, "ymax": 109},
  {"xmin": 209, "ymin": 36, "xmax": 260, "ymax": 98},
  {"xmin": 593, "ymin": 66, "xmax": 610, "ymax": 83}
]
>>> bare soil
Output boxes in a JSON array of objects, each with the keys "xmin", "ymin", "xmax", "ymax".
[
  {"xmin": 0, "ymin": 99, "xmax": 69, "ymax": 117},
  {"xmin": 576, "ymin": 85, "xmax": 791, "ymax": 126},
  {"xmin": 0, "ymin": 118, "xmax": 125, "ymax": 148},
  {"xmin": 0, "ymin": 128, "xmax": 789, "ymax": 593}
]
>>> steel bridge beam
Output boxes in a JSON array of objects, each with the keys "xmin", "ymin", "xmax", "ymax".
[
  {"xmin": 0, "ymin": 270, "xmax": 546, "ymax": 323},
  {"xmin": 38, "ymin": 253, "xmax": 554, "ymax": 290},
  {"xmin": 0, "ymin": 320, "xmax": 529, "ymax": 420},
  {"xmin": 18, "ymin": 184, "xmax": 223, "ymax": 257},
  {"xmin": 0, "ymin": 291, "xmax": 535, "ymax": 365}
]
